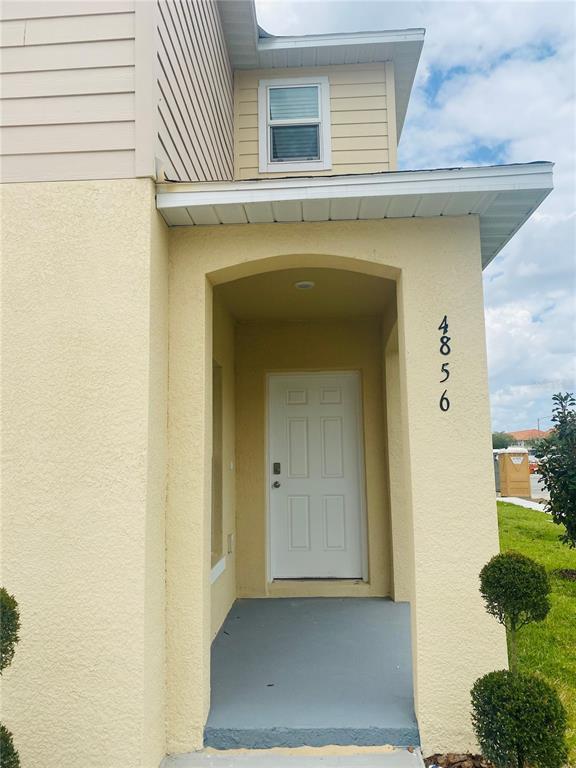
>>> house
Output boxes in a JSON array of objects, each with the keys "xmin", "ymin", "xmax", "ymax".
[
  {"xmin": 509, "ymin": 428, "xmax": 552, "ymax": 449},
  {"xmin": 0, "ymin": 1, "xmax": 554, "ymax": 767}
]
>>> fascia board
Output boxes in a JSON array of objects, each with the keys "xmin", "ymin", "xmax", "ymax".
[{"xmin": 156, "ymin": 164, "xmax": 554, "ymax": 210}]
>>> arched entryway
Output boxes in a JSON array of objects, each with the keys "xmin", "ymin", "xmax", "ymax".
[
  {"xmin": 165, "ymin": 215, "xmax": 507, "ymax": 756},
  {"xmin": 165, "ymin": 231, "xmax": 420, "ymax": 752},
  {"xmin": 207, "ymin": 262, "xmax": 418, "ymax": 748}
]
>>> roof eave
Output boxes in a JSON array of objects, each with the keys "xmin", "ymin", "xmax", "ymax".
[
  {"xmin": 217, "ymin": 1, "xmax": 424, "ymax": 138},
  {"xmin": 256, "ymin": 28, "xmax": 426, "ymax": 50},
  {"xmin": 156, "ymin": 163, "xmax": 554, "ymax": 269}
]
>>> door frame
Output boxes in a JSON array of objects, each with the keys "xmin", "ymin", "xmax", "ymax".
[{"xmin": 265, "ymin": 370, "xmax": 369, "ymax": 583}]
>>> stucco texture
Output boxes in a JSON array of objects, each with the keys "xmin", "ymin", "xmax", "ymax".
[
  {"xmin": 168, "ymin": 216, "xmax": 507, "ymax": 756},
  {"xmin": 0, "ymin": 179, "xmax": 169, "ymax": 768}
]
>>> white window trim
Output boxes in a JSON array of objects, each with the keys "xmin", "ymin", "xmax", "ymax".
[{"xmin": 258, "ymin": 76, "xmax": 332, "ymax": 174}]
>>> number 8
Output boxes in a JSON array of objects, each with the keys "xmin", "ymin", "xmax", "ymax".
[{"xmin": 440, "ymin": 336, "xmax": 451, "ymax": 355}]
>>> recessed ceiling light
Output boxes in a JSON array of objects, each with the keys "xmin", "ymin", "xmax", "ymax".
[{"xmin": 294, "ymin": 280, "xmax": 315, "ymax": 290}]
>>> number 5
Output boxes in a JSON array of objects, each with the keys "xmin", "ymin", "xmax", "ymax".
[{"xmin": 440, "ymin": 363, "xmax": 450, "ymax": 383}]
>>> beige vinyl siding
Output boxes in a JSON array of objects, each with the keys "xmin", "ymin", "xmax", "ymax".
[
  {"xmin": 156, "ymin": 0, "xmax": 233, "ymax": 182},
  {"xmin": 0, "ymin": 1, "xmax": 136, "ymax": 183},
  {"xmin": 235, "ymin": 63, "xmax": 398, "ymax": 180}
]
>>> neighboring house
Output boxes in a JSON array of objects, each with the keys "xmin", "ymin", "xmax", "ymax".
[
  {"xmin": 0, "ymin": 2, "xmax": 554, "ymax": 767},
  {"xmin": 509, "ymin": 428, "xmax": 553, "ymax": 449}
]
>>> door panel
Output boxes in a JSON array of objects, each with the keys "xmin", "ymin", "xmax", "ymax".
[{"xmin": 269, "ymin": 372, "xmax": 365, "ymax": 579}]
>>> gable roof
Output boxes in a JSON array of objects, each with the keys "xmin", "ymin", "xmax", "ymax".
[{"xmin": 217, "ymin": 0, "xmax": 425, "ymax": 138}]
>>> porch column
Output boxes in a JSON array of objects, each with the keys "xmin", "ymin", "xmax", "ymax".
[
  {"xmin": 167, "ymin": 252, "xmax": 213, "ymax": 752},
  {"xmin": 395, "ymin": 226, "xmax": 508, "ymax": 752}
]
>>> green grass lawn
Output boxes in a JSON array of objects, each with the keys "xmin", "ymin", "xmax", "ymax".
[{"xmin": 498, "ymin": 501, "xmax": 576, "ymax": 764}]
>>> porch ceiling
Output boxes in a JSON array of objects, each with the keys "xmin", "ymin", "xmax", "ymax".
[
  {"xmin": 156, "ymin": 162, "xmax": 554, "ymax": 269},
  {"xmin": 214, "ymin": 268, "xmax": 395, "ymax": 321}
]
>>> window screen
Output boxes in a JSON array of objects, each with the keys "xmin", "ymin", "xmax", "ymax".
[
  {"xmin": 271, "ymin": 125, "xmax": 320, "ymax": 161},
  {"xmin": 268, "ymin": 85, "xmax": 321, "ymax": 163}
]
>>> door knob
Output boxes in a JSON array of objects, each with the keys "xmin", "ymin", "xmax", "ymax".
[{"xmin": 272, "ymin": 481, "xmax": 281, "ymax": 488}]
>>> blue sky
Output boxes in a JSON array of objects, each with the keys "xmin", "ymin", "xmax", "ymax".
[{"xmin": 255, "ymin": 0, "xmax": 576, "ymax": 432}]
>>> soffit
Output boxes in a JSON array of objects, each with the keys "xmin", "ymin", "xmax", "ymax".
[{"xmin": 156, "ymin": 162, "xmax": 554, "ymax": 269}]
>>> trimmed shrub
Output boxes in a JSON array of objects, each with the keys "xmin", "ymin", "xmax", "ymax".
[
  {"xmin": 0, "ymin": 589, "xmax": 20, "ymax": 674},
  {"xmin": 0, "ymin": 723, "xmax": 20, "ymax": 768},
  {"xmin": 479, "ymin": 552, "xmax": 549, "ymax": 671},
  {"xmin": 471, "ymin": 670, "xmax": 567, "ymax": 768}
]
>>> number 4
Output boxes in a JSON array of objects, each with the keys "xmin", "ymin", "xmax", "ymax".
[{"xmin": 438, "ymin": 315, "xmax": 449, "ymax": 334}]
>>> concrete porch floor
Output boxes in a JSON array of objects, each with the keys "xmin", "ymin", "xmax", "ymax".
[{"xmin": 204, "ymin": 598, "xmax": 419, "ymax": 750}]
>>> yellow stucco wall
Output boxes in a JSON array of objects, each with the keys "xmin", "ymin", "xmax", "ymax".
[
  {"xmin": 233, "ymin": 317, "xmax": 392, "ymax": 598},
  {"xmin": 383, "ymin": 319, "xmax": 415, "ymax": 603},
  {"xmin": 210, "ymin": 298, "xmax": 237, "ymax": 638},
  {"xmin": 1, "ymin": 195, "xmax": 508, "ymax": 764},
  {"xmin": 168, "ymin": 216, "xmax": 508, "ymax": 755},
  {"xmin": 0, "ymin": 179, "xmax": 168, "ymax": 768}
]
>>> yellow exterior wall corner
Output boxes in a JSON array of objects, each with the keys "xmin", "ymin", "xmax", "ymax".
[{"xmin": 0, "ymin": 178, "xmax": 169, "ymax": 768}]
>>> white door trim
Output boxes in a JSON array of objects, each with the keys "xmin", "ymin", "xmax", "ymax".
[{"xmin": 266, "ymin": 371, "xmax": 369, "ymax": 583}]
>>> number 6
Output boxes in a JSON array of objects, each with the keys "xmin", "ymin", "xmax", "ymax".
[{"xmin": 440, "ymin": 390, "xmax": 450, "ymax": 412}]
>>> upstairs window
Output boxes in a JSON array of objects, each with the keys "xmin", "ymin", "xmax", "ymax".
[{"xmin": 258, "ymin": 77, "xmax": 332, "ymax": 173}]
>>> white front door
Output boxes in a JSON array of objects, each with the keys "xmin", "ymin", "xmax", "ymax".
[{"xmin": 268, "ymin": 372, "xmax": 366, "ymax": 579}]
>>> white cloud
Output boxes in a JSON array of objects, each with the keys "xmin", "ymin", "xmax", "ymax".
[{"xmin": 255, "ymin": 0, "xmax": 576, "ymax": 430}]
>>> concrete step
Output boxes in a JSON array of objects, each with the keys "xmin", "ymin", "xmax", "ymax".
[
  {"xmin": 207, "ymin": 599, "xmax": 418, "ymax": 751},
  {"xmin": 162, "ymin": 745, "xmax": 425, "ymax": 767}
]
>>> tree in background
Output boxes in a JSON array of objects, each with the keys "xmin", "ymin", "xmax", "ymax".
[
  {"xmin": 493, "ymin": 431, "xmax": 514, "ymax": 449},
  {"xmin": 535, "ymin": 393, "xmax": 576, "ymax": 548}
]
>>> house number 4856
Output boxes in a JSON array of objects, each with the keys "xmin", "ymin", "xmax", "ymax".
[{"xmin": 438, "ymin": 315, "xmax": 451, "ymax": 411}]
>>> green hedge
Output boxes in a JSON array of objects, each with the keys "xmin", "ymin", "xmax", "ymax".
[{"xmin": 472, "ymin": 670, "xmax": 567, "ymax": 768}]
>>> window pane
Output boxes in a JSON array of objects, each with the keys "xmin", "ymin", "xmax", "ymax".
[
  {"xmin": 271, "ymin": 124, "xmax": 320, "ymax": 161},
  {"xmin": 269, "ymin": 86, "xmax": 319, "ymax": 120}
]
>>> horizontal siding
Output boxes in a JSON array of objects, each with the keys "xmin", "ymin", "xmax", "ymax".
[
  {"xmin": 2, "ymin": 94, "xmax": 134, "ymax": 126},
  {"xmin": 234, "ymin": 64, "xmax": 392, "ymax": 180},
  {"xmin": 0, "ymin": 39, "xmax": 134, "ymax": 73},
  {"xmin": 0, "ymin": 2, "xmax": 136, "ymax": 182},
  {"xmin": 0, "ymin": 150, "xmax": 135, "ymax": 183},
  {"xmin": 1, "ymin": 123, "xmax": 135, "ymax": 154},
  {"xmin": 156, "ymin": 0, "xmax": 233, "ymax": 182},
  {"xmin": 1, "ymin": 67, "xmax": 134, "ymax": 99},
  {"xmin": 0, "ymin": 1, "xmax": 134, "ymax": 20},
  {"xmin": 1, "ymin": 12, "xmax": 134, "ymax": 46}
]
